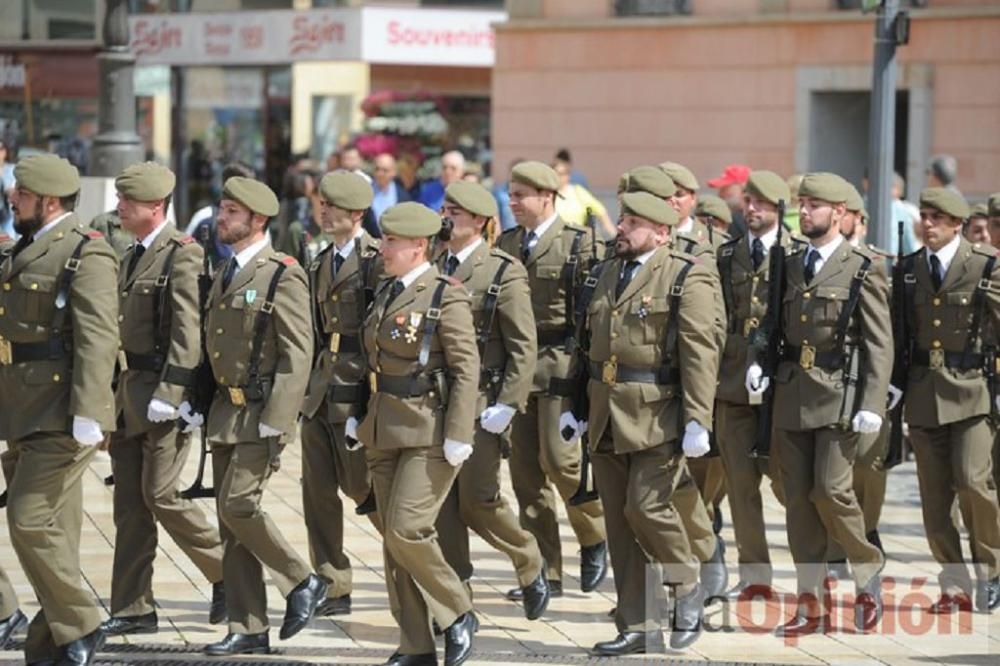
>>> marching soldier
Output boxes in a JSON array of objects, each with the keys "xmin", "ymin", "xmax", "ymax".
[
  {"xmin": 581, "ymin": 192, "xmax": 718, "ymax": 654},
  {"xmin": 0, "ymin": 566, "xmax": 26, "ymax": 649},
  {"xmin": 89, "ymin": 210, "xmax": 133, "ymax": 258},
  {"xmin": 659, "ymin": 161, "xmax": 727, "ymax": 253},
  {"xmin": 965, "ymin": 204, "xmax": 991, "ymax": 246},
  {"xmin": 715, "ymin": 171, "xmax": 799, "ymax": 598},
  {"xmin": 497, "ymin": 162, "xmax": 607, "ymax": 599},
  {"xmin": 101, "ymin": 163, "xmax": 225, "ymax": 636},
  {"xmin": 761, "ymin": 172, "xmax": 891, "ymax": 636},
  {"xmin": 432, "ymin": 182, "xmax": 549, "ymax": 619},
  {"xmin": 357, "ymin": 202, "xmax": 480, "ymax": 666},
  {"xmin": 695, "ymin": 195, "xmax": 734, "ymax": 239},
  {"xmin": 0, "ymin": 154, "xmax": 119, "ymax": 665},
  {"xmin": 300, "ymin": 171, "xmax": 381, "ymax": 617},
  {"xmin": 202, "ymin": 176, "xmax": 325, "ymax": 656},
  {"xmin": 893, "ymin": 188, "xmax": 1000, "ymax": 614}
]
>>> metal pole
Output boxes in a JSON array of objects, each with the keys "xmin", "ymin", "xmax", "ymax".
[
  {"xmin": 868, "ymin": 0, "xmax": 901, "ymax": 252},
  {"xmin": 89, "ymin": 0, "xmax": 144, "ymax": 177},
  {"xmin": 171, "ymin": 0, "xmax": 192, "ymax": 227}
]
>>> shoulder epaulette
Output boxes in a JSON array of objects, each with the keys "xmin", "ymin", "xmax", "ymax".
[
  {"xmin": 669, "ymin": 249, "xmax": 699, "ymax": 265},
  {"xmin": 0, "ymin": 234, "xmax": 11, "ymax": 243},
  {"xmin": 866, "ymin": 243, "xmax": 892, "ymax": 258},
  {"xmin": 489, "ymin": 247, "xmax": 516, "ymax": 263},
  {"xmin": 77, "ymin": 228, "xmax": 104, "ymax": 240},
  {"xmin": 564, "ymin": 223, "xmax": 588, "ymax": 234},
  {"xmin": 972, "ymin": 242, "xmax": 1000, "ymax": 258},
  {"xmin": 280, "ymin": 255, "xmax": 298, "ymax": 266},
  {"xmin": 173, "ymin": 235, "xmax": 196, "ymax": 246},
  {"xmin": 719, "ymin": 235, "xmax": 740, "ymax": 250},
  {"xmin": 499, "ymin": 227, "xmax": 518, "ymax": 238}
]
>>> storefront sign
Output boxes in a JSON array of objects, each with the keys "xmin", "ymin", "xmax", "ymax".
[{"xmin": 361, "ymin": 8, "xmax": 503, "ymax": 67}]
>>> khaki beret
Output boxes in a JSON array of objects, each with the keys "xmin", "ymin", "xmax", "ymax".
[
  {"xmin": 920, "ymin": 187, "xmax": 970, "ymax": 219},
  {"xmin": 445, "ymin": 181, "xmax": 498, "ymax": 218},
  {"xmin": 14, "ymin": 153, "xmax": 80, "ymax": 197},
  {"xmin": 510, "ymin": 161, "xmax": 560, "ymax": 193},
  {"xmin": 222, "ymin": 177, "xmax": 279, "ymax": 217},
  {"xmin": 319, "ymin": 171, "xmax": 373, "ymax": 211},
  {"xmin": 621, "ymin": 191, "xmax": 678, "ymax": 227},
  {"xmin": 845, "ymin": 184, "xmax": 865, "ymax": 213},
  {"xmin": 115, "ymin": 162, "xmax": 175, "ymax": 201},
  {"xmin": 380, "ymin": 202, "xmax": 442, "ymax": 238},
  {"xmin": 988, "ymin": 193, "xmax": 1000, "ymax": 217},
  {"xmin": 694, "ymin": 195, "xmax": 732, "ymax": 224},
  {"xmin": 797, "ymin": 172, "xmax": 851, "ymax": 204},
  {"xmin": 969, "ymin": 203, "xmax": 989, "ymax": 219},
  {"xmin": 746, "ymin": 170, "xmax": 791, "ymax": 207},
  {"xmin": 658, "ymin": 161, "xmax": 699, "ymax": 192},
  {"xmin": 618, "ymin": 166, "xmax": 676, "ymax": 198}
]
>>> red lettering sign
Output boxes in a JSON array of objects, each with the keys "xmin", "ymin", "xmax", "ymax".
[
  {"xmin": 131, "ymin": 19, "xmax": 183, "ymax": 57},
  {"xmin": 290, "ymin": 15, "xmax": 345, "ymax": 55},
  {"xmin": 386, "ymin": 20, "xmax": 494, "ymax": 50}
]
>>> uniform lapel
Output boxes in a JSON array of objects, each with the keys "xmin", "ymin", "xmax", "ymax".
[
  {"xmin": 224, "ymin": 243, "xmax": 272, "ymax": 297},
  {"xmin": 6, "ymin": 214, "xmax": 77, "ymax": 279},
  {"xmin": 616, "ymin": 250, "xmax": 661, "ymax": 305},
  {"xmin": 124, "ymin": 224, "xmax": 172, "ymax": 289},
  {"xmin": 939, "ymin": 237, "xmax": 971, "ymax": 293},
  {"xmin": 525, "ymin": 217, "xmax": 564, "ymax": 268},
  {"xmin": 331, "ymin": 243, "xmax": 358, "ymax": 291},
  {"xmin": 732, "ymin": 236, "xmax": 754, "ymax": 274},
  {"xmin": 809, "ymin": 240, "xmax": 849, "ymax": 287},
  {"xmin": 383, "ymin": 265, "xmax": 433, "ymax": 320},
  {"xmin": 914, "ymin": 247, "xmax": 935, "ymax": 295},
  {"xmin": 454, "ymin": 242, "xmax": 487, "ymax": 284}
]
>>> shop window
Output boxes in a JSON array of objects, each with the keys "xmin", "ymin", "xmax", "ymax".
[
  {"xmin": 614, "ymin": 0, "xmax": 692, "ymax": 16},
  {"xmin": 0, "ymin": 0, "xmax": 98, "ymax": 42}
]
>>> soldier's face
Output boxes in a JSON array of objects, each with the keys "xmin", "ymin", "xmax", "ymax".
[
  {"xmin": 508, "ymin": 182, "xmax": 550, "ymax": 226},
  {"xmin": 920, "ymin": 208, "xmax": 962, "ymax": 251},
  {"xmin": 117, "ymin": 194, "xmax": 162, "ymax": 236},
  {"xmin": 964, "ymin": 218, "xmax": 991, "ymax": 245},
  {"xmin": 216, "ymin": 199, "xmax": 256, "ymax": 245},
  {"xmin": 798, "ymin": 197, "xmax": 840, "ymax": 240},
  {"xmin": 319, "ymin": 199, "xmax": 357, "ymax": 236},
  {"xmin": 839, "ymin": 211, "xmax": 859, "ymax": 239},
  {"xmin": 10, "ymin": 186, "xmax": 46, "ymax": 236},
  {"xmin": 615, "ymin": 214, "xmax": 665, "ymax": 259},
  {"xmin": 989, "ymin": 216, "xmax": 1000, "ymax": 249},
  {"xmin": 744, "ymin": 194, "xmax": 779, "ymax": 235},
  {"xmin": 668, "ymin": 188, "xmax": 696, "ymax": 220},
  {"xmin": 442, "ymin": 204, "xmax": 484, "ymax": 247},
  {"xmin": 380, "ymin": 234, "xmax": 426, "ymax": 276}
]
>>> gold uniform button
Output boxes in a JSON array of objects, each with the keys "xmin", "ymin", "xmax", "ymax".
[
  {"xmin": 932, "ymin": 319, "xmax": 941, "ymax": 327},
  {"xmin": 0, "ymin": 307, "xmax": 4, "ymax": 315},
  {"xmin": 752, "ymin": 276, "xmax": 760, "ymax": 283},
  {"xmin": 118, "ymin": 314, "xmax": 124, "ymax": 322},
  {"xmin": 121, "ymin": 291, "xmax": 128, "ymax": 297},
  {"xmin": 961, "ymin": 298, "xmax": 969, "ymax": 305},
  {"xmin": 220, "ymin": 304, "xmax": 227, "ymax": 310},
  {"xmin": 331, "ymin": 316, "xmax": 339, "ymax": 323},
  {"xmin": 612, "ymin": 310, "xmax": 618, "ymax": 317},
  {"xmin": 932, "ymin": 340, "xmax": 942, "ymax": 348},
  {"xmin": 52, "ymin": 374, "xmax": 60, "ymax": 382},
  {"xmin": 216, "ymin": 328, "xmax": 224, "ymax": 335},
  {"xmin": 213, "ymin": 351, "xmax": 221, "ymax": 358},
  {"xmin": 331, "ymin": 295, "xmax": 339, "ymax": 302},
  {"xmin": 803, "ymin": 339, "xmax": 809, "ymax": 345},
  {"xmin": 30, "ymin": 283, "xmax": 38, "ymax": 290},
  {"xmin": 800, "ymin": 315, "xmax": 807, "ymax": 322},
  {"xmin": 752, "ymin": 296, "xmax": 760, "ymax": 304},
  {"xmin": 933, "ymin": 298, "xmax": 941, "ymax": 306},
  {"xmin": 610, "ymin": 354, "xmax": 618, "ymax": 362},
  {"xmin": 611, "ymin": 332, "xmax": 619, "ymax": 339},
  {"xmin": 2, "ymin": 283, "xmax": 9, "ymax": 291},
  {"xmin": 219, "ymin": 376, "xmax": 225, "ymax": 384},
  {"xmin": 803, "ymin": 292, "xmax": 811, "ymax": 299}
]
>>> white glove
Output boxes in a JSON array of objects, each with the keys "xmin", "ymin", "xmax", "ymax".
[
  {"xmin": 887, "ymin": 384, "xmax": 903, "ymax": 411},
  {"xmin": 851, "ymin": 410, "xmax": 883, "ymax": 434},
  {"xmin": 682, "ymin": 421, "xmax": 711, "ymax": 458},
  {"xmin": 178, "ymin": 401, "xmax": 204, "ymax": 434},
  {"xmin": 558, "ymin": 411, "xmax": 586, "ymax": 443},
  {"xmin": 443, "ymin": 438, "xmax": 473, "ymax": 467},
  {"xmin": 745, "ymin": 363, "xmax": 770, "ymax": 397},
  {"xmin": 344, "ymin": 416, "xmax": 362, "ymax": 451},
  {"xmin": 259, "ymin": 422, "xmax": 283, "ymax": 439},
  {"xmin": 147, "ymin": 398, "xmax": 177, "ymax": 423},
  {"xmin": 480, "ymin": 404, "xmax": 516, "ymax": 434},
  {"xmin": 72, "ymin": 416, "xmax": 103, "ymax": 446}
]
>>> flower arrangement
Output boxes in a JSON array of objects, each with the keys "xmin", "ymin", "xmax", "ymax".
[{"xmin": 355, "ymin": 90, "xmax": 450, "ymax": 179}]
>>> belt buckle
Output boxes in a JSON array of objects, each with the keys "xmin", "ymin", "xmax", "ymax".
[
  {"xmin": 929, "ymin": 349, "xmax": 945, "ymax": 370},
  {"xmin": 328, "ymin": 332, "xmax": 341, "ymax": 354},
  {"xmin": 0, "ymin": 338, "xmax": 10, "ymax": 365},
  {"xmin": 800, "ymin": 345, "xmax": 816, "ymax": 370},
  {"xmin": 602, "ymin": 360, "xmax": 617, "ymax": 385},
  {"xmin": 743, "ymin": 317, "xmax": 759, "ymax": 337},
  {"xmin": 228, "ymin": 387, "xmax": 247, "ymax": 407}
]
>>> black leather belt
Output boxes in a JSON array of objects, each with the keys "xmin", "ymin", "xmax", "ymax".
[
  {"xmin": 781, "ymin": 345, "xmax": 845, "ymax": 371},
  {"xmin": 123, "ymin": 351, "xmax": 198, "ymax": 386},
  {"xmin": 326, "ymin": 334, "xmax": 361, "ymax": 354},
  {"xmin": 328, "ymin": 383, "xmax": 364, "ymax": 403},
  {"xmin": 912, "ymin": 348, "xmax": 983, "ymax": 370},
  {"xmin": 537, "ymin": 330, "xmax": 568, "ymax": 347},
  {"xmin": 220, "ymin": 376, "xmax": 274, "ymax": 405},
  {"xmin": 0, "ymin": 337, "xmax": 71, "ymax": 365},
  {"xmin": 589, "ymin": 361, "xmax": 680, "ymax": 386},
  {"xmin": 373, "ymin": 373, "xmax": 436, "ymax": 398}
]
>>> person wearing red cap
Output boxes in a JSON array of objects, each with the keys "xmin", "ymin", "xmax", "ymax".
[{"xmin": 707, "ymin": 164, "xmax": 751, "ymax": 237}]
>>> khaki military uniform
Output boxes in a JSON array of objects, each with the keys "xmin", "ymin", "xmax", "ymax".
[
  {"xmin": 583, "ymin": 245, "xmax": 719, "ymax": 631},
  {"xmin": 358, "ymin": 264, "xmax": 479, "ymax": 655},
  {"xmin": 773, "ymin": 240, "xmax": 891, "ymax": 603},
  {"xmin": 300, "ymin": 231, "xmax": 382, "ymax": 601},
  {"xmin": 204, "ymin": 243, "xmax": 314, "ymax": 635},
  {"xmin": 902, "ymin": 239, "xmax": 1000, "ymax": 595},
  {"xmin": 432, "ymin": 242, "xmax": 543, "ymax": 589},
  {"xmin": 497, "ymin": 219, "xmax": 606, "ymax": 582},
  {"xmin": 89, "ymin": 210, "xmax": 133, "ymax": 259},
  {"xmin": 0, "ymin": 214, "xmax": 118, "ymax": 659},
  {"xmin": 109, "ymin": 224, "xmax": 223, "ymax": 618}
]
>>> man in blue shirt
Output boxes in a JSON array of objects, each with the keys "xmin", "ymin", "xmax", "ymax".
[{"xmin": 418, "ymin": 150, "xmax": 464, "ymax": 211}]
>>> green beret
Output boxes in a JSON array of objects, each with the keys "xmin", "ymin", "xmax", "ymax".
[
  {"xmin": 746, "ymin": 170, "xmax": 791, "ymax": 207},
  {"xmin": 618, "ymin": 166, "xmax": 675, "ymax": 198},
  {"xmin": 845, "ymin": 184, "xmax": 865, "ymax": 213},
  {"xmin": 319, "ymin": 171, "xmax": 373, "ymax": 211},
  {"xmin": 969, "ymin": 203, "xmax": 989, "ymax": 219},
  {"xmin": 222, "ymin": 177, "xmax": 279, "ymax": 218},
  {"xmin": 445, "ymin": 181, "xmax": 498, "ymax": 218},
  {"xmin": 797, "ymin": 172, "xmax": 851, "ymax": 204},
  {"xmin": 988, "ymin": 193, "xmax": 1000, "ymax": 217},
  {"xmin": 920, "ymin": 187, "xmax": 970, "ymax": 219},
  {"xmin": 380, "ymin": 202, "xmax": 442, "ymax": 238},
  {"xmin": 694, "ymin": 195, "xmax": 732, "ymax": 224},
  {"xmin": 658, "ymin": 161, "xmax": 699, "ymax": 191},
  {"xmin": 510, "ymin": 161, "xmax": 560, "ymax": 193},
  {"xmin": 14, "ymin": 153, "xmax": 80, "ymax": 197},
  {"xmin": 115, "ymin": 162, "xmax": 175, "ymax": 201},
  {"xmin": 621, "ymin": 191, "xmax": 678, "ymax": 226}
]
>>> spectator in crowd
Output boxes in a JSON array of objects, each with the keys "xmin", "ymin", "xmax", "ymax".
[
  {"xmin": 927, "ymin": 154, "xmax": 961, "ymax": 194},
  {"xmin": 396, "ymin": 152, "xmax": 423, "ymax": 201},
  {"xmin": 552, "ymin": 157, "xmax": 616, "ymax": 239},
  {"xmin": 707, "ymin": 163, "xmax": 751, "ymax": 237},
  {"xmin": 492, "ymin": 157, "xmax": 522, "ymax": 232},
  {"xmin": 418, "ymin": 150, "xmax": 464, "ymax": 211},
  {"xmin": 371, "ymin": 153, "xmax": 412, "ymax": 223},
  {"xmin": 554, "ymin": 148, "xmax": 589, "ymax": 188},
  {"xmin": 325, "ymin": 150, "xmax": 340, "ymax": 173},
  {"xmin": 891, "ymin": 172, "xmax": 921, "ymax": 255},
  {"xmin": 0, "ymin": 138, "xmax": 17, "ymax": 239},
  {"xmin": 964, "ymin": 204, "xmax": 991, "ymax": 246}
]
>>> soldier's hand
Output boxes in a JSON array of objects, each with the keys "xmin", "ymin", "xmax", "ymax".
[
  {"xmin": 558, "ymin": 411, "xmax": 585, "ymax": 442},
  {"xmin": 178, "ymin": 401, "xmax": 204, "ymax": 434},
  {"xmin": 443, "ymin": 438, "xmax": 473, "ymax": 467},
  {"xmin": 851, "ymin": 410, "xmax": 883, "ymax": 434},
  {"xmin": 480, "ymin": 404, "xmax": 516, "ymax": 434},
  {"xmin": 344, "ymin": 416, "xmax": 363, "ymax": 451},
  {"xmin": 682, "ymin": 420, "xmax": 711, "ymax": 458},
  {"xmin": 744, "ymin": 363, "xmax": 770, "ymax": 397},
  {"xmin": 147, "ymin": 398, "xmax": 178, "ymax": 423},
  {"xmin": 72, "ymin": 416, "xmax": 104, "ymax": 446},
  {"xmin": 258, "ymin": 422, "xmax": 283, "ymax": 439},
  {"xmin": 887, "ymin": 384, "xmax": 903, "ymax": 411}
]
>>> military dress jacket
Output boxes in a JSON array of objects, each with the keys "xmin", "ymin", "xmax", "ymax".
[
  {"xmin": 358, "ymin": 265, "xmax": 480, "ymax": 450},
  {"xmin": 301, "ymin": 231, "xmax": 383, "ymax": 423},
  {"xmin": 902, "ymin": 239, "xmax": 1000, "ymax": 427},
  {"xmin": 116, "ymin": 224, "xmax": 204, "ymax": 437},
  {"xmin": 675, "ymin": 218, "xmax": 727, "ymax": 255},
  {"xmin": 0, "ymin": 214, "xmax": 119, "ymax": 440},
  {"xmin": 497, "ymin": 217, "xmax": 596, "ymax": 394},
  {"xmin": 584, "ymin": 246, "xmax": 720, "ymax": 454},
  {"xmin": 204, "ymin": 244, "xmax": 313, "ymax": 444},
  {"xmin": 434, "ymin": 242, "xmax": 537, "ymax": 413},
  {"xmin": 772, "ymin": 241, "xmax": 893, "ymax": 431}
]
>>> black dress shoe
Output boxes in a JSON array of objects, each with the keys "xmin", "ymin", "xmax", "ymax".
[
  {"xmin": 670, "ymin": 583, "xmax": 704, "ymax": 649},
  {"xmin": 204, "ymin": 632, "xmax": 270, "ymax": 656},
  {"xmin": 928, "ymin": 593, "xmax": 973, "ymax": 614},
  {"xmin": 866, "ymin": 529, "xmax": 885, "ymax": 555},
  {"xmin": 855, "ymin": 574, "xmax": 882, "ymax": 632},
  {"xmin": 384, "ymin": 651, "xmax": 437, "ymax": 666},
  {"xmin": 356, "ymin": 490, "xmax": 377, "ymax": 516},
  {"xmin": 316, "ymin": 594, "xmax": 352, "ymax": 616},
  {"xmin": 701, "ymin": 536, "xmax": 729, "ymax": 603},
  {"xmin": 443, "ymin": 612, "xmax": 478, "ymax": 666},
  {"xmin": 724, "ymin": 581, "xmax": 774, "ymax": 602},
  {"xmin": 712, "ymin": 504, "xmax": 724, "ymax": 536},
  {"xmin": 209, "ymin": 582, "xmax": 227, "ymax": 625},
  {"xmin": 280, "ymin": 573, "xmax": 327, "ymax": 639},
  {"xmin": 57, "ymin": 627, "xmax": 105, "ymax": 666},
  {"xmin": 0, "ymin": 608, "xmax": 26, "ymax": 648},
  {"xmin": 507, "ymin": 579, "xmax": 561, "ymax": 600},
  {"xmin": 773, "ymin": 613, "xmax": 829, "ymax": 638},
  {"xmin": 519, "ymin": 571, "xmax": 550, "ymax": 620},
  {"xmin": 580, "ymin": 541, "xmax": 608, "ymax": 592},
  {"xmin": 975, "ymin": 577, "xmax": 1000, "ymax": 613},
  {"xmin": 591, "ymin": 630, "xmax": 664, "ymax": 656},
  {"xmin": 99, "ymin": 612, "xmax": 157, "ymax": 636}
]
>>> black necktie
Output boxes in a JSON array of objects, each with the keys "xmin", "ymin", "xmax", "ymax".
[
  {"xmin": 125, "ymin": 244, "xmax": 145, "ymax": 280},
  {"xmin": 332, "ymin": 252, "xmax": 345, "ymax": 279},
  {"xmin": 751, "ymin": 237, "xmax": 765, "ymax": 271},
  {"xmin": 803, "ymin": 249, "xmax": 819, "ymax": 285},
  {"xmin": 521, "ymin": 231, "xmax": 536, "ymax": 261},
  {"xmin": 444, "ymin": 255, "xmax": 460, "ymax": 276},
  {"xmin": 221, "ymin": 257, "xmax": 238, "ymax": 291},
  {"xmin": 615, "ymin": 260, "xmax": 641, "ymax": 299},
  {"xmin": 385, "ymin": 279, "xmax": 404, "ymax": 307},
  {"xmin": 11, "ymin": 234, "xmax": 33, "ymax": 258},
  {"xmin": 930, "ymin": 254, "xmax": 944, "ymax": 291}
]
